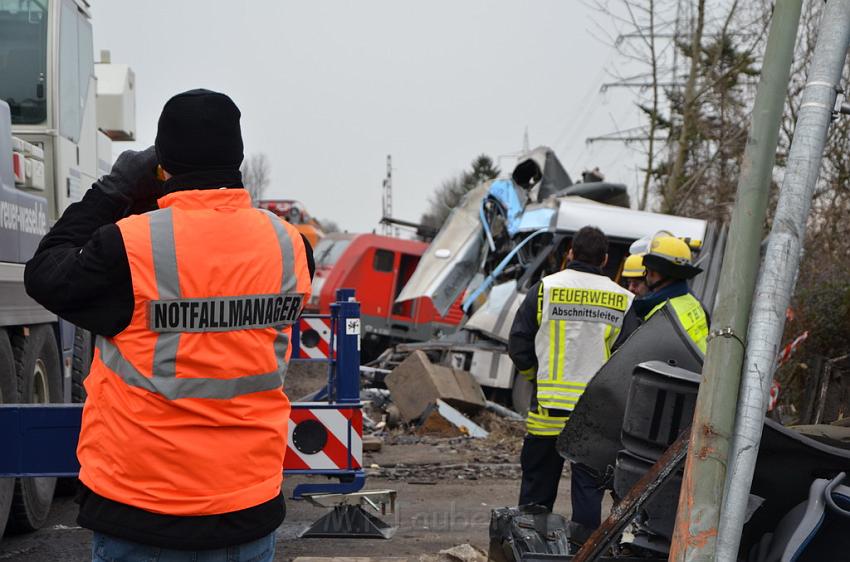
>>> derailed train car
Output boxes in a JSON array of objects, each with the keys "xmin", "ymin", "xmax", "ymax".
[{"xmin": 378, "ymin": 147, "xmax": 725, "ymax": 412}]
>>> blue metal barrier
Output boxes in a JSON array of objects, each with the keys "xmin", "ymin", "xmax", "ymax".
[{"xmin": 0, "ymin": 289, "xmax": 364, "ymax": 500}]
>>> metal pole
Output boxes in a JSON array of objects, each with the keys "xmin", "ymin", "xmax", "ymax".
[
  {"xmin": 333, "ymin": 288, "xmax": 361, "ymax": 404},
  {"xmin": 717, "ymin": 2, "xmax": 850, "ymax": 559},
  {"xmin": 669, "ymin": 2, "xmax": 803, "ymax": 560}
]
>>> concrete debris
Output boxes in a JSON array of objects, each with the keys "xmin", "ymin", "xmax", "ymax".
[
  {"xmin": 436, "ymin": 544, "xmax": 489, "ymax": 562},
  {"xmin": 362, "ymin": 435, "xmax": 383, "ymax": 452},
  {"xmin": 385, "ymin": 351, "xmax": 486, "ymax": 422},
  {"xmin": 434, "ymin": 399, "xmax": 489, "ymax": 439},
  {"xmin": 417, "ymin": 408, "xmax": 467, "ymax": 438},
  {"xmin": 384, "ymin": 404, "xmax": 402, "ymax": 427},
  {"xmin": 361, "ymin": 387, "xmax": 392, "ymax": 407}
]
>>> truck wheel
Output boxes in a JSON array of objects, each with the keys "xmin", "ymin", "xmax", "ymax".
[
  {"xmin": 71, "ymin": 327, "xmax": 92, "ymax": 403},
  {"xmin": 511, "ymin": 373, "xmax": 533, "ymax": 417},
  {"xmin": 55, "ymin": 327, "xmax": 93, "ymax": 497},
  {"xmin": 0, "ymin": 329, "xmax": 16, "ymax": 538},
  {"xmin": 7, "ymin": 326, "xmax": 61, "ymax": 534}
]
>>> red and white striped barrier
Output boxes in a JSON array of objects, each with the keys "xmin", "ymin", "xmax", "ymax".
[
  {"xmin": 284, "ymin": 405, "xmax": 363, "ymax": 471},
  {"xmin": 296, "ymin": 317, "xmax": 333, "ymax": 359}
]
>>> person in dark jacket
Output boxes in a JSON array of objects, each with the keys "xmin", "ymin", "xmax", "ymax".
[
  {"xmin": 611, "ymin": 234, "xmax": 708, "ymax": 353},
  {"xmin": 25, "ymin": 89, "xmax": 314, "ymax": 562},
  {"xmin": 508, "ymin": 226, "xmax": 634, "ymax": 535}
]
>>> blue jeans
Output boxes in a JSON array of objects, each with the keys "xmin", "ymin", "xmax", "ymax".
[{"xmin": 91, "ymin": 532, "xmax": 275, "ymax": 562}]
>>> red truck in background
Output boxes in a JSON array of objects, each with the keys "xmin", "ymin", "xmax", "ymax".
[{"xmin": 307, "ymin": 233, "xmax": 464, "ymax": 360}]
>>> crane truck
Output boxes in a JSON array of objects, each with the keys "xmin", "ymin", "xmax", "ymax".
[{"xmin": 0, "ymin": 0, "xmax": 135, "ymax": 538}]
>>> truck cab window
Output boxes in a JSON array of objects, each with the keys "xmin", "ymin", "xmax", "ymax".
[
  {"xmin": 0, "ymin": 0, "xmax": 49, "ymax": 125},
  {"xmin": 59, "ymin": 0, "xmax": 93, "ymax": 142}
]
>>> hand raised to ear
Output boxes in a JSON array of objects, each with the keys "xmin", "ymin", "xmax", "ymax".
[{"xmin": 96, "ymin": 146, "xmax": 163, "ymax": 217}]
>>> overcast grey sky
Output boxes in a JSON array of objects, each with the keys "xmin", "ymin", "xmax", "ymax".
[{"xmin": 91, "ymin": 1, "xmax": 643, "ymax": 233}]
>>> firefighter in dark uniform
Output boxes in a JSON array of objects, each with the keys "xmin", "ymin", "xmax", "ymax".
[
  {"xmin": 612, "ymin": 233, "xmax": 709, "ymax": 353},
  {"xmin": 508, "ymin": 226, "xmax": 634, "ymax": 532}
]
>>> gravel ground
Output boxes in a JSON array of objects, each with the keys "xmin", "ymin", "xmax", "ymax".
[
  {"xmin": 0, "ymin": 363, "xmax": 592, "ymax": 561},
  {"xmin": 0, "ymin": 430, "xmax": 587, "ymax": 561}
]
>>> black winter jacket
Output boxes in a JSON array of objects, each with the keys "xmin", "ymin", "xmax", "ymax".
[{"xmin": 24, "ymin": 170, "xmax": 314, "ymax": 549}]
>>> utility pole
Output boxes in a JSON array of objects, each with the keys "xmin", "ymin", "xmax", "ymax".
[
  {"xmin": 716, "ymin": 1, "xmax": 850, "ymax": 559},
  {"xmin": 381, "ymin": 155, "xmax": 396, "ymax": 237},
  {"xmin": 667, "ymin": 1, "xmax": 803, "ymax": 560}
]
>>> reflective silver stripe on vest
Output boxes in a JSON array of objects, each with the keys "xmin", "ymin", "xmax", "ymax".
[
  {"xmin": 96, "ymin": 338, "xmax": 284, "ymax": 400},
  {"xmin": 150, "ymin": 208, "xmax": 181, "ymax": 378},
  {"xmin": 259, "ymin": 209, "xmax": 299, "ymax": 385},
  {"xmin": 258, "ymin": 210, "xmax": 298, "ymax": 293},
  {"xmin": 95, "ymin": 206, "xmax": 303, "ymax": 400}
]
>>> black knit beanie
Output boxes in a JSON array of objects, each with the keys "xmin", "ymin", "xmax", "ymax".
[{"xmin": 155, "ymin": 89, "xmax": 243, "ymax": 175}]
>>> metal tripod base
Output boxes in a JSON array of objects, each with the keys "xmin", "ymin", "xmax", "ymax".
[{"xmin": 299, "ymin": 504, "xmax": 396, "ymax": 539}]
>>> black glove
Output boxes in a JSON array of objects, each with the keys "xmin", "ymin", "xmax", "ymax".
[{"xmin": 95, "ymin": 146, "xmax": 163, "ymax": 217}]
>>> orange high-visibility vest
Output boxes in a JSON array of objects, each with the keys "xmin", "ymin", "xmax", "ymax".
[{"xmin": 77, "ymin": 188, "xmax": 312, "ymax": 516}]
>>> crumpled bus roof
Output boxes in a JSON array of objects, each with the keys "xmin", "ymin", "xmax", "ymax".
[{"xmin": 553, "ymin": 196, "xmax": 706, "ymax": 241}]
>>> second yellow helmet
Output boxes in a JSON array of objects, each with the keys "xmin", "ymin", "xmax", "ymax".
[
  {"xmin": 622, "ymin": 253, "xmax": 646, "ymax": 278},
  {"xmin": 643, "ymin": 234, "xmax": 703, "ymax": 279}
]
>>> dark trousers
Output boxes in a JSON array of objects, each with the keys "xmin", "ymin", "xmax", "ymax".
[
  {"xmin": 91, "ymin": 531, "xmax": 275, "ymax": 562},
  {"xmin": 519, "ymin": 435, "xmax": 603, "ymax": 529}
]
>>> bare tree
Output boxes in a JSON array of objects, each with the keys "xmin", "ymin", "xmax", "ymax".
[
  {"xmin": 586, "ymin": 0, "xmax": 682, "ymax": 210},
  {"xmin": 640, "ymin": 0, "xmax": 660, "ymax": 211},
  {"xmin": 662, "ymin": 0, "xmax": 705, "ymax": 213},
  {"xmin": 595, "ymin": 0, "xmax": 849, "ymax": 418},
  {"xmin": 241, "ymin": 153, "xmax": 271, "ymax": 205},
  {"xmin": 592, "ymin": 0, "xmax": 770, "ymax": 218}
]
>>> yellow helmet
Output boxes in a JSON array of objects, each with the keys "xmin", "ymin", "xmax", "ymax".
[
  {"xmin": 621, "ymin": 253, "xmax": 646, "ymax": 278},
  {"xmin": 643, "ymin": 234, "xmax": 703, "ymax": 279}
]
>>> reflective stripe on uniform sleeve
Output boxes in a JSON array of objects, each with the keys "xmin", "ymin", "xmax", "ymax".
[
  {"xmin": 518, "ymin": 365, "xmax": 536, "ymax": 381},
  {"xmin": 259, "ymin": 209, "xmax": 301, "ymax": 386},
  {"xmin": 526, "ymin": 406, "xmax": 570, "ymax": 436},
  {"xmin": 536, "ymin": 282, "xmax": 544, "ymax": 325},
  {"xmin": 258, "ymin": 210, "xmax": 298, "ymax": 294}
]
